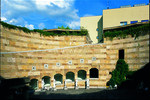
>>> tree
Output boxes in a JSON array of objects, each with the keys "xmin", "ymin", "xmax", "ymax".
[
  {"xmin": 107, "ymin": 59, "xmax": 129, "ymax": 87},
  {"xmin": 42, "ymin": 28, "xmax": 47, "ymax": 30},
  {"xmin": 58, "ymin": 25, "xmax": 71, "ymax": 29}
]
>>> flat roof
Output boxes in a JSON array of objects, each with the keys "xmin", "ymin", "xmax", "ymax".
[
  {"xmin": 43, "ymin": 29, "xmax": 81, "ymax": 32},
  {"xmin": 103, "ymin": 3, "xmax": 149, "ymax": 11},
  {"xmin": 80, "ymin": 15, "xmax": 102, "ymax": 18}
]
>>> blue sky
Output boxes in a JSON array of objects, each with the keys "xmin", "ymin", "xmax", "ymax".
[{"xmin": 1, "ymin": 0, "xmax": 149, "ymax": 29}]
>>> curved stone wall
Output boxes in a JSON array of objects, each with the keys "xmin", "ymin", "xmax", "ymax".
[
  {"xmin": 1, "ymin": 26, "xmax": 149, "ymax": 89},
  {"xmin": 0, "ymin": 26, "xmax": 110, "ymax": 89},
  {"xmin": 1, "ymin": 26, "xmax": 86, "ymax": 52}
]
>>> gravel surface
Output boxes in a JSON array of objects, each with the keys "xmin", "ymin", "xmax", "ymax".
[{"xmin": 30, "ymin": 88, "xmax": 150, "ymax": 100}]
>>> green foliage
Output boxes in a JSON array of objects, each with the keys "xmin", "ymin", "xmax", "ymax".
[
  {"xmin": 0, "ymin": 21, "xmax": 88, "ymax": 36},
  {"xmin": 126, "ymin": 71, "xmax": 136, "ymax": 80},
  {"xmin": 58, "ymin": 25, "xmax": 71, "ymax": 29},
  {"xmin": 42, "ymin": 28, "xmax": 47, "ymax": 30},
  {"xmin": 107, "ymin": 59, "xmax": 129, "ymax": 87},
  {"xmin": 66, "ymin": 26, "xmax": 70, "ymax": 29},
  {"xmin": 104, "ymin": 23, "xmax": 149, "ymax": 40},
  {"xmin": 0, "ymin": 21, "xmax": 31, "ymax": 33},
  {"xmin": 80, "ymin": 27, "xmax": 88, "ymax": 36}
]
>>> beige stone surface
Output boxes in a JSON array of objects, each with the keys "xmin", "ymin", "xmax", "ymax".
[{"xmin": 0, "ymin": 27, "xmax": 149, "ymax": 89}]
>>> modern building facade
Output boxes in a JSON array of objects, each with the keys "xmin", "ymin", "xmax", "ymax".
[
  {"xmin": 80, "ymin": 4, "xmax": 149, "ymax": 43},
  {"xmin": 80, "ymin": 16, "xmax": 102, "ymax": 44},
  {"xmin": 103, "ymin": 4, "xmax": 149, "ymax": 29}
]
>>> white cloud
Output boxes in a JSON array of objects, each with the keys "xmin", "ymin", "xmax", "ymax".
[
  {"xmin": 67, "ymin": 21, "xmax": 80, "ymax": 29},
  {"xmin": 1, "ymin": 17, "xmax": 7, "ymax": 21},
  {"xmin": 38, "ymin": 23, "xmax": 45, "ymax": 29},
  {"xmin": 1, "ymin": 0, "xmax": 79, "ymax": 29},
  {"xmin": 7, "ymin": 18, "xmax": 27, "ymax": 27},
  {"xmin": 25, "ymin": 24, "xmax": 34, "ymax": 30},
  {"xmin": 8, "ymin": 18, "xmax": 18, "ymax": 24},
  {"xmin": 35, "ymin": 0, "xmax": 71, "ymax": 10}
]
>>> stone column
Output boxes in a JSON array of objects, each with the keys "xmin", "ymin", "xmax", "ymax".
[
  {"xmin": 38, "ymin": 78, "xmax": 42, "ymax": 89},
  {"xmin": 87, "ymin": 70, "xmax": 90, "ymax": 79},
  {"xmin": 52, "ymin": 79, "xmax": 57, "ymax": 91}
]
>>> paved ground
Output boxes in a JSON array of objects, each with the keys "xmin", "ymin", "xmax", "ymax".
[{"xmin": 30, "ymin": 88, "xmax": 150, "ymax": 100}]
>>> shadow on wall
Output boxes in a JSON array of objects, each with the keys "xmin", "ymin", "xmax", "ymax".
[
  {"xmin": 0, "ymin": 76, "xmax": 34, "ymax": 100},
  {"xmin": 98, "ymin": 16, "xmax": 103, "ymax": 43}
]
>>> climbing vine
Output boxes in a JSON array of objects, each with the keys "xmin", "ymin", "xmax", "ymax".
[{"xmin": 104, "ymin": 23, "xmax": 149, "ymax": 40}]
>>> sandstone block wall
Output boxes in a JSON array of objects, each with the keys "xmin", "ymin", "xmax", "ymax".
[
  {"xmin": 1, "ymin": 26, "xmax": 149, "ymax": 89},
  {"xmin": 0, "ymin": 26, "xmax": 111, "ymax": 88},
  {"xmin": 1, "ymin": 26, "xmax": 86, "ymax": 52},
  {"xmin": 104, "ymin": 34, "xmax": 149, "ymax": 71}
]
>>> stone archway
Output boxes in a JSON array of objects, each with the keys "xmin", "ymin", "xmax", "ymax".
[
  {"xmin": 42, "ymin": 76, "xmax": 51, "ymax": 89},
  {"xmin": 30, "ymin": 79, "xmax": 38, "ymax": 90},
  {"xmin": 66, "ymin": 71, "xmax": 75, "ymax": 82},
  {"xmin": 77, "ymin": 70, "xmax": 86, "ymax": 80},
  {"xmin": 54, "ymin": 74, "xmax": 63, "ymax": 85}
]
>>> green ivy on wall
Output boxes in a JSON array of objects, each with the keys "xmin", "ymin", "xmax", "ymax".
[
  {"xmin": 0, "ymin": 21, "xmax": 88, "ymax": 36},
  {"xmin": 104, "ymin": 23, "xmax": 149, "ymax": 40}
]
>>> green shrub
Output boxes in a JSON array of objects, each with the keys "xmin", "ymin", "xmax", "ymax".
[
  {"xmin": 126, "ymin": 71, "xmax": 136, "ymax": 79},
  {"xmin": 107, "ymin": 59, "xmax": 129, "ymax": 87},
  {"xmin": 0, "ymin": 21, "xmax": 88, "ymax": 36},
  {"xmin": 104, "ymin": 23, "xmax": 149, "ymax": 40},
  {"xmin": 107, "ymin": 78, "xmax": 115, "ymax": 87}
]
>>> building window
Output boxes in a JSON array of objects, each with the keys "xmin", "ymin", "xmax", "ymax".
[
  {"xmin": 80, "ymin": 59, "xmax": 84, "ymax": 63},
  {"xmin": 56, "ymin": 62, "xmax": 61, "ymax": 67},
  {"xmin": 92, "ymin": 57, "xmax": 96, "ymax": 61},
  {"xmin": 120, "ymin": 21, "xmax": 127, "ymax": 26},
  {"xmin": 90, "ymin": 68, "xmax": 99, "ymax": 78},
  {"xmin": 32, "ymin": 66, "xmax": 36, "ymax": 70},
  {"xmin": 68, "ymin": 60, "xmax": 72, "ymax": 65},
  {"xmin": 130, "ymin": 21, "xmax": 138, "ymax": 24},
  {"xmin": 119, "ymin": 49, "xmax": 124, "ymax": 59},
  {"xmin": 96, "ymin": 36, "xmax": 99, "ymax": 39},
  {"xmin": 141, "ymin": 20, "xmax": 149, "ymax": 22},
  {"xmin": 44, "ymin": 64, "xmax": 48, "ymax": 69},
  {"xmin": 96, "ymin": 28, "xmax": 99, "ymax": 31}
]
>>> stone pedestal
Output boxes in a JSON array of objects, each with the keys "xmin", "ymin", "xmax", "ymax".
[
  {"xmin": 41, "ymin": 79, "xmax": 45, "ymax": 90},
  {"xmin": 75, "ymin": 79, "xmax": 79, "ymax": 89},
  {"xmin": 64, "ymin": 80, "xmax": 68, "ymax": 90},
  {"xmin": 85, "ymin": 79, "xmax": 89, "ymax": 89}
]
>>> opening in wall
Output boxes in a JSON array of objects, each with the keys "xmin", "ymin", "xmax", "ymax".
[
  {"xmin": 90, "ymin": 68, "xmax": 99, "ymax": 78},
  {"xmin": 120, "ymin": 21, "xmax": 127, "ymax": 26},
  {"xmin": 119, "ymin": 49, "xmax": 124, "ymax": 59}
]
